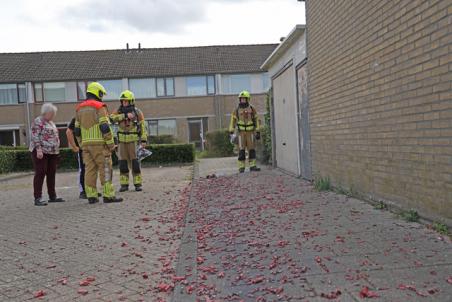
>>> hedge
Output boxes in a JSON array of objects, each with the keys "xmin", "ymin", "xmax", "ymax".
[
  {"xmin": 205, "ymin": 129, "xmax": 234, "ymax": 157},
  {"xmin": 150, "ymin": 135, "xmax": 176, "ymax": 144},
  {"xmin": 0, "ymin": 144, "xmax": 194, "ymax": 174}
]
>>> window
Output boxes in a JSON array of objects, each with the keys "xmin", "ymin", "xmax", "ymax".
[
  {"xmin": 129, "ymin": 78, "xmax": 156, "ymax": 99},
  {"xmin": 147, "ymin": 119, "xmax": 176, "ymax": 136},
  {"xmin": 207, "ymin": 75, "xmax": 215, "ymax": 95},
  {"xmin": 98, "ymin": 79, "xmax": 123, "ymax": 100},
  {"xmin": 34, "ymin": 83, "xmax": 43, "ymax": 102},
  {"xmin": 0, "ymin": 84, "xmax": 20, "ymax": 105},
  {"xmin": 43, "ymin": 82, "xmax": 66, "ymax": 102},
  {"xmin": 222, "ymin": 74, "xmax": 252, "ymax": 94},
  {"xmin": 0, "ymin": 130, "xmax": 19, "ymax": 146},
  {"xmin": 230, "ymin": 74, "xmax": 251, "ymax": 94},
  {"xmin": 156, "ymin": 78, "xmax": 174, "ymax": 97},
  {"xmin": 186, "ymin": 75, "xmax": 216, "ymax": 96},
  {"xmin": 262, "ymin": 73, "xmax": 270, "ymax": 92},
  {"xmin": 77, "ymin": 82, "xmax": 86, "ymax": 100},
  {"xmin": 18, "ymin": 83, "xmax": 27, "ymax": 103}
]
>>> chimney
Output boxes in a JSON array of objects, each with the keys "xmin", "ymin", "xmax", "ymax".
[
  {"xmin": 138, "ymin": 43, "xmax": 141, "ymax": 52},
  {"xmin": 280, "ymin": 37, "xmax": 285, "ymax": 42},
  {"xmin": 126, "ymin": 43, "xmax": 129, "ymax": 52}
]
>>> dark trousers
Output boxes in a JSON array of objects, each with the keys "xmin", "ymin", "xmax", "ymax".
[
  {"xmin": 31, "ymin": 150, "xmax": 59, "ymax": 199},
  {"xmin": 77, "ymin": 150, "xmax": 86, "ymax": 194}
]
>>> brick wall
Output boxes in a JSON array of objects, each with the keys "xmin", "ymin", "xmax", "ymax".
[{"xmin": 306, "ymin": 0, "xmax": 452, "ymax": 220}]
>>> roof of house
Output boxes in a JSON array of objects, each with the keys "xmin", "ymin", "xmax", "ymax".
[
  {"xmin": 0, "ymin": 44, "xmax": 278, "ymax": 83},
  {"xmin": 261, "ymin": 25, "xmax": 306, "ymax": 70}
]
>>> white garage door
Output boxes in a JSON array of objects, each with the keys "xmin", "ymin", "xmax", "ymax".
[{"xmin": 273, "ymin": 64, "xmax": 299, "ymax": 175}]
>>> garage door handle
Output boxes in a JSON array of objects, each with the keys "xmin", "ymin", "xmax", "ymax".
[{"xmin": 282, "ymin": 143, "xmax": 286, "ymax": 146}]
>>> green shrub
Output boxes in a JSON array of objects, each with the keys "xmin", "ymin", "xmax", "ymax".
[
  {"xmin": 401, "ymin": 209, "xmax": 420, "ymax": 222},
  {"xmin": 205, "ymin": 129, "xmax": 234, "ymax": 157},
  {"xmin": 262, "ymin": 90, "xmax": 272, "ymax": 164},
  {"xmin": 0, "ymin": 144, "xmax": 194, "ymax": 174},
  {"xmin": 149, "ymin": 135, "xmax": 176, "ymax": 144},
  {"xmin": 314, "ymin": 177, "xmax": 331, "ymax": 192},
  {"xmin": 0, "ymin": 150, "xmax": 17, "ymax": 174},
  {"xmin": 432, "ymin": 222, "xmax": 449, "ymax": 235}
]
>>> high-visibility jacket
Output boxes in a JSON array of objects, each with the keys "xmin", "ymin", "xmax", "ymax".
[
  {"xmin": 110, "ymin": 106, "xmax": 148, "ymax": 143},
  {"xmin": 74, "ymin": 99, "xmax": 114, "ymax": 148},
  {"xmin": 229, "ymin": 104, "xmax": 260, "ymax": 133}
]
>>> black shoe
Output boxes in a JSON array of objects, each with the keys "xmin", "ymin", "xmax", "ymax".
[
  {"xmin": 119, "ymin": 185, "xmax": 129, "ymax": 192},
  {"xmin": 239, "ymin": 168, "xmax": 245, "ymax": 173},
  {"xmin": 104, "ymin": 197, "xmax": 123, "ymax": 203},
  {"xmin": 250, "ymin": 166, "xmax": 261, "ymax": 172},
  {"xmin": 34, "ymin": 198, "xmax": 48, "ymax": 206},
  {"xmin": 88, "ymin": 197, "xmax": 99, "ymax": 204},
  {"xmin": 135, "ymin": 186, "xmax": 142, "ymax": 192},
  {"xmin": 48, "ymin": 197, "xmax": 65, "ymax": 203},
  {"xmin": 79, "ymin": 192, "xmax": 87, "ymax": 199},
  {"xmin": 98, "ymin": 193, "xmax": 102, "ymax": 197}
]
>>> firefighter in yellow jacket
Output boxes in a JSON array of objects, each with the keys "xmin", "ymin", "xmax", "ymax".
[
  {"xmin": 74, "ymin": 82, "xmax": 123, "ymax": 204},
  {"xmin": 229, "ymin": 90, "xmax": 261, "ymax": 173},
  {"xmin": 110, "ymin": 90, "xmax": 148, "ymax": 192}
]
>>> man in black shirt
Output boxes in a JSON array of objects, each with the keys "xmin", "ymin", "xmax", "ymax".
[{"xmin": 66, "ymin": 117, "xmax": 87, "ymax": 199}]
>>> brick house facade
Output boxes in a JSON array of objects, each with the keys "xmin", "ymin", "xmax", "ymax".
[{"xmin": 305, "ymin": 0, "xmax": 452, "ymax": 220}]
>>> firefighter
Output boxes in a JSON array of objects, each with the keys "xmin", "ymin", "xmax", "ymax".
[
  {"xmin": 110, "ymin": 90, "xmax": 148, "ymax": 192},
  {"xmin": 74, "ymin": 82, "xmax": 123, "ymax": 204},
  {"xmin": 229, "ymin": 90, "xmax": 261, "ymax": 173}
]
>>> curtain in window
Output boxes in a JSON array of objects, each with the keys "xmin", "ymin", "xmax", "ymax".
[{"xmin": 0, "ymin": 84, "xmax": 18, "ymax": 104}]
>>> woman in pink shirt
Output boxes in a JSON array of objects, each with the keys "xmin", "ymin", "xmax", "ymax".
[{"xmin": 30, "ymin": 103, "xmax": 65, "ymax": 206}]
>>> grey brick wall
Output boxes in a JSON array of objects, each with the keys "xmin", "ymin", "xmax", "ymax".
[{"xmin": 306, "ymin": 0, "xmax": 452, "ymax": 219}]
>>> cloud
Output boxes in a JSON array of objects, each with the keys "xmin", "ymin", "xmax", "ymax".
[{"xmin": 62, "ymin": 0, "xmax": 256, "ymax": 33}]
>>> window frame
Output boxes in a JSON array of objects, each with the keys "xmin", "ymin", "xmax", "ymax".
[
  {"xmin": 156, "ymin": 77, "xmax": 175, "ymax": 97},
  {"xmin": 207, "ymin": 75, "xmax": 216, "ymax": 95},
  {"xmin": 128, "ymin": 78, "xmax": 157, "ymax": 100},
  {"xmin": 42, "ymin": 82, "xmax": 67, "ymax": 103},
  {"xmin": 146, "ymin": 119, "xmax": 177, "ymax": 136},
  {"xmin": 0, "ymin": 83, "xmax": 24, "ymax": 105},
  {"xmin": 33, "ymin": 83, "xmax": 44, "ymax": 103}
]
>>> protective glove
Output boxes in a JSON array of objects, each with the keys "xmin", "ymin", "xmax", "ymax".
[{"xmin": 255, "ymin": 132, "xmax": 261, "ymax": 140}]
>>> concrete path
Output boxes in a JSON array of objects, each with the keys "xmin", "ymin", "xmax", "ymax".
[{"xmin": 171, "ymin": 158, "xmax": 452, "ymax": 301}]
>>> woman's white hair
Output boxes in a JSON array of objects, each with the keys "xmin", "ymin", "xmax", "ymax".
[{"xmin": 41, "ymin": 103, "xmax": 58, "ymax": 115}]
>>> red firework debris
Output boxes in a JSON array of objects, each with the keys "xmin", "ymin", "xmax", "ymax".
[
  {"xmin": 57, "ymin": 277, "xmax": 68, "ymax": 285},
  {"xmin": 33, "ymin": 290, "xmax": 46, "ymax": 298},
  {"xmin": 79, "ymin": 276, "xmax": 95, "ymax": 286},
  {"xmin": 77, "ymin": 288, "xmax": 88, "ymax": 295},
  {"xmin": 249, "ymin": 276, "xmax": 265, "ymax": 284},
  {"xmin": 447, "ymin": 276, "xmax": 452, "ymax": 284},
  {"xmin": 196, "ymin": 256, "xmax": 205, "ymax": 264},
  {"xmin": 320, "ymin": 289, "xmax": 341, "ymax": 299},
  {"xmin": 157, "ymin": 283, "xmax": 174, "ymax": 292},
  {"xmin": 141, "ymin": 217, "xmax": 151, "ymax": 222},
  {"xmin": 359, "ymin": 286, "xmax": 379, "ymax": 298}
]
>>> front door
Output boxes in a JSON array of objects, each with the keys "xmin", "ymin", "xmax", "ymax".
[{"xmin": 188, "ymin": 119, "xmax": 204, "ymax": 150}]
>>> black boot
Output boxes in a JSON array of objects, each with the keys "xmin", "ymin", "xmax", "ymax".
[
  {"xmin": 239, "ymin": 167, "xmax": 245, "ymax": 173},
  {"xmin": 79, "ymin": 192, "xmax": 87, "ymax": 199},
  {"xmin": 48, "ymin": 197, "xmax": 65, "ymax": 203},
  {"xmin": 88, "ymin": 197, "xmax": 99, "ymax": 204},
  {"xmin": 104, "ymin": 196, "xmax": 123, "ymax": 203},
  {"xmin": 34, "ymin": 198, "xmax": 48, "ymax": 206},
  {"xmin": 119, "ymin": 185, "xmax": 129, "ymax": 192},
  {"xmin": 135, "ymin": 185, "xmax": 142, "ymax": 192},
  {"xmin": 250, "ymin": 166, "xmax": 261, "ymax": 172}
]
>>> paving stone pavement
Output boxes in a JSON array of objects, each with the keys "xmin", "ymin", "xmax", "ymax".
[
  {"xmin": 171, "ymin": 158, "xmax": 452, "ymax": 302},
  {"xmin": 0, "ymin": 166, "xmax": 192, "ymax": 302}
]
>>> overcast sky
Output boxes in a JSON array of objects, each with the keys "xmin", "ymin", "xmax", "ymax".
[{"xmin": 1, "ymin": 0, "xmax": 305, "ymax": 53}]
